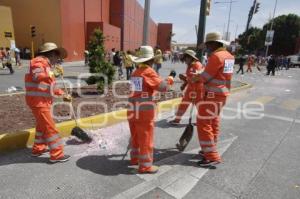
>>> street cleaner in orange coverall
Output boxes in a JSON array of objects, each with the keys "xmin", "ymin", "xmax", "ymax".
[
  {"xmin": 168, "ymin": 50, "xmax": 204, "ymax": 125},
  {"xmin": 192, "ymin": 32, "xmax": 235, "ymax": 167},
  {"xmin": 127, "ymin": 46, "xmax": 170, "ymax": 174},
  {"xmin": 25, "ymin": 42, "xmax": 72, "ymax": 163}
]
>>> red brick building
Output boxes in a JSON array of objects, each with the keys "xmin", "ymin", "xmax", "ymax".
[{"xmin": 1, "ymin": 0, "xmax": 172, "ymax": 61}]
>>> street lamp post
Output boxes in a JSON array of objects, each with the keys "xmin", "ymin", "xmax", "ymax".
[
  {"xmin": 143, "ymin": 0, "xmax": 151, "ymax": 45},
  {"xmin": 215, "ymin": 0, "xmax": 237, "ymax": 41},
  {"xmin": 265, "ymin": 0, "xmax": 278, "ymax": 57}
]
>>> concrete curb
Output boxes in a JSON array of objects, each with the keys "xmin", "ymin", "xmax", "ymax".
[
  {"xmin": 0, "ymin": 83, "xmax": 251, "ymax": 153},
  {"xmin": 0, "ymin": 98, "xmax": 182, "ymax": 152}
]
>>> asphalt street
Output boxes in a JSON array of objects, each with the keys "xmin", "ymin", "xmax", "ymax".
[
  {"xmin": 0, "ymin": 60, "xmax": 185, "ymax": 94},
  {"xmin": 1, "ymin": 64, "xmax": 300, "ymax": 198}
]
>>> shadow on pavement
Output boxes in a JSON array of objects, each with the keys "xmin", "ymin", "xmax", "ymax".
[
  {"xmin": 155, "ymin": 119, "xmax": 187, "ymax": 129},
  {"xmin": 76, "ymin": 154, "xmax": 135, "ymax": 176},
  {"xmin": 75, "ymin": 147, "xmax": 205, "ymax": 175},
  {"xmin": 0, "ymin": 149, "xmax": 51, "ymax": 166}
]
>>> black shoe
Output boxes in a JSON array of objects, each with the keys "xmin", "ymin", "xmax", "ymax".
[
  {"xmin": 197, "ymin": 159, "xmax": 221, "ymax": 168},
  {"xmin": 49, "ymin": 155, "xmax": 70, "ymax": 163},
  {"xmin": 198, "ymin": 150, "xmax": 204, "ymax": 157}
]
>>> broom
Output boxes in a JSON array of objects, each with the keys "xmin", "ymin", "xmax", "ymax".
[
  {"xmin": 60, "ymin": 75, "xmax": 92, "ymax": 142},
  {"xmin": 176, "ymin": 101, "xmax": 194, "ymax": 152}
]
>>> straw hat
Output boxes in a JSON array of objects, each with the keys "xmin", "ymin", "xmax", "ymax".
[
  {"xmin": 39, "ymin": 42, "xmax": 67, "ymax": 59},
  {"xmin": 205, "ymin": 32, "xmax": 230, "ymax": 46},
  {"xmin": 133, "ymin": 46, "xmax": 155, "ymax": 63},
  {"xmin": 183, "ymin": 49, "xmax": 199, "ymax": 61}
]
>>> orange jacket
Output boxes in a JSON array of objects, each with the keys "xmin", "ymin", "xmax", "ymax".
[
  {"xmin": 185, "ymin": 61, "xmax": 204, "ymax": 94},
  {"xmin": 128, "ymin": 65, "xmax": 168, "ymax": 121},
  {"xmin": 25, "ymin": 56, "xmax": 64, "ymax": 108},
  {"xmin": 199, "ymin": 48, "xmax": 235, "ymax": 97}
]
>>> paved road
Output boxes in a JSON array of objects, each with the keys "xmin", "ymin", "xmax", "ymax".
[
  {"xmin": 1, "ymin": 66, "xmax": 300, "ymax": 198},
  {"xmin": 0, "ymin": 60, "xmax": 185, "ymax": 94}
]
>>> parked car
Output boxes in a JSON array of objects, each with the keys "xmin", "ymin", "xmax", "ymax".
[{"xmin": 287, "ymin": 55, "xmax": 300, "ymax": 67}]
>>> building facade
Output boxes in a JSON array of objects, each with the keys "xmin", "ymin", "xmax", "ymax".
[
  {"xmin": 0, "ymin": 0, "xmax": 172, "ymax": 61},
  {"xmin": 0, "ymin": 6, "xmax": 15, "ymax": 49}
]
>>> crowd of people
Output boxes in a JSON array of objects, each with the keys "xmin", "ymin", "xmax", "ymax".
[
  {"xmin": 0, "ymin": 46, "xmax": 23, "ymax": 74},
  {"xmin": 236, "ymin": 54, "xmax": 291, "ymax": 76},
  {"xmin": 100, "ymin": 46, "xmax": 165, "ymax": 80}
]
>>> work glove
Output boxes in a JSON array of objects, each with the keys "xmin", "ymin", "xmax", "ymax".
[
  {"xmin": 63, "ymin": 94, "xmax": 72, "ymax": 102},
  {"xmin": 53, "ymin": 65, "xmax": 64, "ymax": 77}
]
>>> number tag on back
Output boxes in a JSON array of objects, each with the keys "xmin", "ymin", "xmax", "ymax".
[
  {"xmin": 223, "ymin": 59, "xmax": 235, "ymax": 73},
  {"xmin": 131, "ymin": 77, "xmax": 143, "ymax": 91}
]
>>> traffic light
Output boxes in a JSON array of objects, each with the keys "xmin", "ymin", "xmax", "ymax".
[
  {"xmin": 206, "ymin": 0, "xmax": 211, "ymax": 16},
  {"xmin": 31, "ymin": 26, "xmax": 36, "ymax": 37},
  {"xmin": 254, "ymin": 2, "xmax": 260, "ymax": 14}
]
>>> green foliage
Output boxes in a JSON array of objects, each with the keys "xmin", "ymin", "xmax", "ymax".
[
  {"xmin": 238, "ymin": 27, "xmax": 265, "ymax": 54},
  {"xmin": 262, "ymin": 14, "xmax": 300, "ymax": 55},
  {"xmin": 87, "ymin": 28, "xmax": 115, "ymax": 93},
  {"xmin": 238, "ymin": 14, "xmax": 300, "ymax": 56}
]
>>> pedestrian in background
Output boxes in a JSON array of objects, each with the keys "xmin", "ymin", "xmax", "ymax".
[
  {"xmin": 113, "ymin": 51, "xmax": 123, "ymax": 79},
  {"xmin": 254, "ymin": 56, "xmax": 261, "ymax": 72},
  {"xmin": 246, "ymin": 55, "xmax": 254, "ymax": 73},
  {"xmin": 236, "ymin": 55, "xmax": 246, "ymax": 75},
  {"xmin": 123, "ymin": 51, "xmax": 134, "ymax": 80},
  {"xmin": 127, "ymin": 46, "xmax": 170, "ymax": 174},
  {"xmin": 84, "ymin": 50, "xmax": 89, "ymax": 66},
  {"xmin": 25, "ymin": 42, "xmax": 71, "ymax": 163},
  {"xmin": 0, "ymin": 47, "xmax": 5, "ymax": 68},
  {"xmin": 154, "ymin": 46, "xmax": 163, "ymax": 74},
  {"xmin": 110, "ymin": 48, "xmax": 116, "ymax": 63},
  {"xmin": 14, "ymin": 48, "xmax": 22, "ymax": 67},
  {"xmin": 3, "ymin": 47, "xmax": 14, "ymax": 74},
  {"xmin": 266, "ymin": 55, "xmax": 276, "ymax": 76}
]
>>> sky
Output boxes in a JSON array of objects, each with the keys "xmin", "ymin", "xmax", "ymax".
[{"xmin": 138, "ymin": 0, "xmax": 300, "ymax": 44}]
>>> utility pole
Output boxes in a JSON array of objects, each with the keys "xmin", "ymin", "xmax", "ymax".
[
  {"xmin": 215, "ymin": 1, "xmax": 237, "ymax": 41},
  {"xmin": 142, "ymin": 0, "xmax": 151, "ymax": 45},
  {"xmin": 196, "ymin": 0, "xmax": 207, "ymax": 61},
  {"xmin": 226, "ymin": 0, "xmax": 233, "ymax": 41},
  {"xmin": 265, "ymin": 0, "xmax": 278, "ymax": 57}
]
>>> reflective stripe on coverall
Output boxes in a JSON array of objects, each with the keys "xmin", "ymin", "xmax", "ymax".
[
  {"xmin": 25, "ymin": 56, "xmax": 65, "ymax": 160},
  {"xmin": 175, "ymin": 61, "xmax": 204, "ymax": 122},
  {"xmin": 127, "ymin": 64, "xmax": 168, "ymax": 172},
  {"xmin": 196, "ymin": 48, "xmax": 234, "ymax": 161}
]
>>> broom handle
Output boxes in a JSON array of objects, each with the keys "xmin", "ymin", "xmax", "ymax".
[{"xmin": 60, "ymin": 75, "xmax": 79, "ymax": 126}]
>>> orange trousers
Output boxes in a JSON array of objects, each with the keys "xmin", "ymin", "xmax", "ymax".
[
  {"xmin": 196, "ymin": 95, "xmax": 227, "ymax": 161},
  {"xmin": 128, "ymin": 120, "xmax": 154, "ymax": 172},
  {"xmin": 246, "ymin": 64, "xmax": 252, "ymax": 73},
  {"xmin": 31, "ymin": 107, "xmax": 64, "ymax": 160},
  {"xmin": 174, "ymin": 86, "xmax": 203, "ymax": 122}
]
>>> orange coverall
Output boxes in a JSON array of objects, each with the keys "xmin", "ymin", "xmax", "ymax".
[
  {"xmin": 174, "ymin": 61, "xmax": 204, "ymax": 122},
  {"xmin": 127, "ymin": 64, "xmax": 168, "ymax": 173},
  {"xmin": 247, "ymin": 56, "xmax": 254, "ymax": 73},
  {"xmin": 196, "ymin": 48, "xmax": 234, "ymax": 162},
  {"xmin": 25, "ymin": 56, "xmax": 65, "ymax": 160}
]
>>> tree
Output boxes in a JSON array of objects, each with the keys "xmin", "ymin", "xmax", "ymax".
[
  {"xmin": 263, "ymin": 14, "xmax": 300, "ymax": 55},
  {"xmin": 238, "ymin": 27, "xmax": 264, "ymax": 54},
  {"xmin": 239, "ymin": 14, "xmax": 300, "ymax": 56},
  {"xmin": 86, "ymin": 28, "xmax": 115, "ymax": 93}
]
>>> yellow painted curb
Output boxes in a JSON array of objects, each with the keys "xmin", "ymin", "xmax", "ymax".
[
  {"xmin": 0, "ymin": 98, "xmax": 182, "ymax": 152},
  {"xmin": 0, "ymin": 82, "xmax": 251, "ymax": 153},
  {"xmin": 231, "ymin": 82, "xmax": 253, "ymax": 93}
]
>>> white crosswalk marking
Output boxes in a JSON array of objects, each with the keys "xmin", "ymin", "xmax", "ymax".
[{"xmin": 112, "ymin": 137, "xmax": 237, "ymax": 199}]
